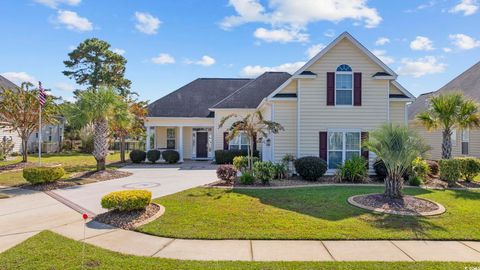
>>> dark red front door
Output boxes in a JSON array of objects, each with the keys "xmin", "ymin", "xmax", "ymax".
[{"xmin": 196, "ymin": 132, "xmax": 208, "ymax": 158}]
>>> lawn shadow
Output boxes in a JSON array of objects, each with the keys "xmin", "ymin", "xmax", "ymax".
[
  {"xmin": 367, "ymin": 213, "xmax": 447, "ymax": 239},
  {"xmin": 448, "ymin": 188, "xmax": 480, "ymax": 200},
  {"xmin": 234, "ymin": 186, "xmax": 433, "ymax": 222}
]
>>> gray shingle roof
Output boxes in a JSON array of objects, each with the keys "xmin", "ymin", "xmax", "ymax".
[
  {"xmin": 0, "ymin": 75, "xmax": 19, "ymax": 90},
  {"xmin": 212, "ymin": 72, "xmax": 291, "ymax": 109},
  {"xmin": 147, "ymin": 78, "xmax": 253, "ymax": 118},
  {"xmin": 408, "ymin": 61, "xmax": 480, "ymax": 120}
]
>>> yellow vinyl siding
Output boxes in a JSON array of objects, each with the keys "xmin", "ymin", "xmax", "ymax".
[
  {"xmin": 389, "ymin": 101, "xmax": 406, "ymax": 125},
  {"xmin": 272, "ymin": 101, "xmax": 297, "ymax": 163},
  {"xmin": 390, "ymin": 83, "xmax": 403, "ymax": 95},
  {"xmin": 298, "ymin": 38, "xmax": 389, "ymax": 157},
  {"xmin": 278, "ymin": 80, "xmax": 297, "ymax": 94},
  {"xmin": 153, "ymin": 126, "xmax": 192, "ymax": 159}
]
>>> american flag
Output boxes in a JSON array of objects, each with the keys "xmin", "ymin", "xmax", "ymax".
[{"xmin": 38, "ymin": 82, "xmax": 46, "ymax": 107}]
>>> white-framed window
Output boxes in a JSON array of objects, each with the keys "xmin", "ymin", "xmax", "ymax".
[
  {"xmin": 451, "ymin": 129, "xmax": 457, "ymax": 147},
  {"xmin": 335, "ymin": 64, "xmax": 353, "ymax": 106},
  {"xmin": 166, "ymin": 128, "xmax": 176, "ymax": 149},
  {"xmin": 229, "ymin": 132, "xmax": 249, "ymax": 151},
  {"xmin": 328, "ymin": 131, "xmax": 361, "ymax": 169},
  {"xmin": 462, "ymin": 128, "xmax": 469, "ymax": 142}
]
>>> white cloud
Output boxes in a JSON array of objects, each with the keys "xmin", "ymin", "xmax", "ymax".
[
  {"xmin": 449, "ymin": 33, "xmax": 480, "ymax": 50},
  {"xmin": 410, "ymin": 36, "xmax": 434, "ymax": 51},
  {"xmin": 375, "ymin": 37, "xmax": 390, "ymax": 46},
  {"xmin": 112, "ymin": 48, "xmax": 126, "ymax": 55},
  {"xmin": 443, "ymin": 47, "xmax": 452, "ymax": 52},
  {"xmin": 56, "ymin": 10, "xmax": 92, "ymax": 32},
  {"xmin": 253, "ymin": 27, "xmax": 308, "ymax": 43},
  {"xmin": 450, "ymin": 0, "xmax": 479, "ymax": 15},
  {"xmin": 55, "ymin": 82, "xmax": 75, "ymax": 92},
  {"xmin": 221, "ymin": 0, "xmax": 382, "ymax": 30},
  {"xmin": 405, "ymin": 0, "xmax": 437, "ymax": 12},
  {"xmin": 397, "ymin": 56, "xmax": 446, "ymax": 77},
  {"xmin": 151, "ymin": 53, "xmax": 176, "ymax": 65},
  {"xmin": 134, "ymin": 12, "xmax": 161, "ymax": 35},
  {"xmin": 0, "ymin": 72, "xmax": 36, "ymax": 85},
  {"xmin": 306, "ymin": 43, "xmax": 326, "ymax": 58},
  {"xmin": 324, "ymin": 29, "xmax": 336, "ymax": 38},
  {"xmin": 241, "ymin": 61, "xmax": 306, "ymax": 77},
  {"xmin": 185, "ymin": 55, "xmax": 216, "ymax": 67},
  {"xmin": 34, "ymin": 0, "xmax": 80, "ymax": 9},
  {"xmin": 372, "ymin": 50, "xmax": 394, "ymax": 65}
]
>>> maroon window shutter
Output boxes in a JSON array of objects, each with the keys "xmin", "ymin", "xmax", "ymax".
[
  {"xmin": 253, "ymin": 134, "xmax": 257, "ymax": 152},
  {"xmin": 361, "ymin": 132, "xmax": 369, "ymax": 163},
  {"xmin": 319, "ymin": 132, "xmax": 327, "ymax": 161},
  {"xmin": 354, "ymin": 72, "xmax": 362, "ymax": 106},
  {"xmin": 326, "ymin": 72, "xmax": 335, "ymax": 106},
  {"xmin": 223, "ymin": 132, "xmax": 229, "ymax": 150}
]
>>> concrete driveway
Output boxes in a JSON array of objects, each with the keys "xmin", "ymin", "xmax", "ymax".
[{"xmin": 51, "ymin": 162, "xmax": 218, "ymax": 214}]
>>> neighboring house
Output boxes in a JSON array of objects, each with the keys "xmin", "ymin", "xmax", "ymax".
[
  {"xmin": 146, "ymin": 32, "xmax": 414, "ymax": 173},
  {"xmin": 408, "ymin": 61, "xmax": 480, "ymax": 160},
  {"xmin": 0, "ymin": 75, "xmax": 64, "ymax": 154}
]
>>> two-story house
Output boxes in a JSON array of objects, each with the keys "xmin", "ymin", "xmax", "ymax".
[{"xmin": 146, "ymin": 32, "xmax": 415, "ymax": 173}]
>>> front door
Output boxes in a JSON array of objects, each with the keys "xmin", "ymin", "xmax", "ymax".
[{"xmin": 196, "ymin": 132, "xmax": 208, "ymax": 158}]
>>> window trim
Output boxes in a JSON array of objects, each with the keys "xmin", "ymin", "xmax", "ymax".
[
  {"xmin": 327, "ymin": 129, "xmax": 361, "ymax": 169},
  {"xmin": 335, "ymin": 65, "xmax": 354, "ymax": 106}
]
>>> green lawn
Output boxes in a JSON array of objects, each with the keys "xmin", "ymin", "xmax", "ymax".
[
  {"xmin": 0, "ymin": 231, "xmax": 475, "ymax": 270},
  {"xmin": 139, "ymin": 186, "xmax": 480, "ymax": 240},
  {"xmin": 0, "ymin": 152, "xmax": 125, "ymax": 186}
]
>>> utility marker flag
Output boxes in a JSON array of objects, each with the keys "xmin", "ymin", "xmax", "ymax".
[{"xmin": 38, "ymin": 82, "xmax": 46, "ymax": 106}]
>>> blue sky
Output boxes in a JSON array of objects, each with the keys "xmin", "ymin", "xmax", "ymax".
[{"xmin": 1, "ymin": 0, "xmax": 480, "ymax": 103}]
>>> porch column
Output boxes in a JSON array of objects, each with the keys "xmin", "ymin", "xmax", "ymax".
[
  {"xmin": 145, "ymin": 126, "xmax": 151, "ymax": 151},
  {"xmin": 178, "ymin": 126, "xmax": 184, "ymax": 162}
]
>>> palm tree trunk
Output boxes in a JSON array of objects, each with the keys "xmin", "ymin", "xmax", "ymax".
[
  {"xmin": 442, "ymin": 129, "xmax": 452, "ymax": 159},
  {"xmin": 92, "ymin": 118, "xmax": 109, "ymax": 171},
  {"xmin": 384, "ymin": 175, "xmax": 403, "ymax": 198}
]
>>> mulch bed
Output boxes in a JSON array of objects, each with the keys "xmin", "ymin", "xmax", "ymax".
[
  {"xmin": 456, "ymin": 181, "xmax": 480, "ymax": 188},
  {"xmin": 94, "ymin": 203, "xmax": 161, "ymax": 230},
  {"xmin": 23, "ymin": 181, "xmax": 77, "ymax": 191},
  {"xmin": 351, "ymin": 194, "xmax": 441, "ymax": 215},
  {"xmin": 70, "ymin": 169, "xmax": 132, "ymax": 182},
  {"xmin": 0, "ymin": 162, "xmax": 31, "ymax": 173}
]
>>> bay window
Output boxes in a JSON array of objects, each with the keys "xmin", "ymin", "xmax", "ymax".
[{"xmin": 328, "ymin": 131, "xmax": 361, "ymax": 169}]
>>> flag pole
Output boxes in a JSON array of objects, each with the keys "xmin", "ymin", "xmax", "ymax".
[{"xmin": 38, "ymin": 82, "xmax": 42, "ymax": 166}]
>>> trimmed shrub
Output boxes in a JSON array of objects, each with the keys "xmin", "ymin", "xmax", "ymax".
[
  {"xmin": 214, "ymin": 150, "xmax": 260, "ymax": 164},
  {"xmin": 233, "ymin": 156, "xmax": 259, "ymax": 172},
  {"xmin": 146, "ymin": 150, "xmax": 161, "ymax": 163},
  {"xmin": 130, "ymin": 150, "xmax": 146, "ymax": 163},
  {"xmin": 294, "ymin": 156, "xmax": 327, "ymax": 181},
  {"xmin": 411, "ymin": 157, "xmax": 430, "ymax": 182},
  {"xmin": 162, "ymin": 150, "xmax": 180, "ymax": 164},
  {"xmin": 409, "ymin": 175, "xmax": 423, "ymax": 186},
  {"xmin": 439, "ymin": 159, "xmax": 462, "ymax": 186},
  {"xmin": 272, "ymin": 163, "xmax": 287, "ymax": 180},
  {"xmin": 239, "ymin": 171, "xmax": 255, "ymax": 185},
  {"xmin": 373, "ymin": 159, "xmax": 387, "ymax": 180},
  {"xmin": 23, "ymin": 166, "xmax": 65, "ymax": 184},
  {"xmin": 457, "ymin": 157, "xmax": 480, "ymax": 182},
  {"xmin": 426, "ymin": 160, "xmax": 439, "ymax": 176},
  {"xmin": 253, "ymin": 161, "xmax": 275, "ymax": 185},
  {"xmin": 101, "ymin": 190, "xmax": 152, "ymax": 211},
  {"xmin": 336, "ymin": 156, "xmax": 367, "ymax": 183},
  {"xmin": 216, "ymin": 165, "xmax": 237, "ymax": 184}
]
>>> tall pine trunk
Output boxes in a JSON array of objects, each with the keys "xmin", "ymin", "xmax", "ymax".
[
  {"xmin": 442, "ymin": 129, "xmax": 452, "ymax": 159},
  {"xmin": 92, "ymin": 118, "xmax": 109, "ymax": 171},
  {"xmin": 120, "ymin": 135, "xmax": 126, "ymax": 163},
  {"xmin": 384, "ymin": 175, "xmax": 403, "ymax": 199}
]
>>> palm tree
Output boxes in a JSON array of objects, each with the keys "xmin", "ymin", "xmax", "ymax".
[
  {"xmin": 68, "ymin": 87, "xmax": 121, "ymax": 171},
  {"xmin": 417, "ymin": 92, "xmax": 480, "ymax": 159},
  {"xmin": 219, "ymin": 110, "xmax": 284, "ymax": 171},
  {"xmin": 367, "ymin": 124, "xmax": 429, "ymax": 198}
]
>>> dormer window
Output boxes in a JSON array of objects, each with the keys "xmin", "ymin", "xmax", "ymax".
[{"xmin": 335, "ymin": 64, "xmax": 353, "ymax": 105}]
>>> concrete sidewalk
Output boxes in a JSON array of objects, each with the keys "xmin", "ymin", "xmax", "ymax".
[{"xmin": 49, "ymin": 220, "xmax": 480, "ymax": 262}]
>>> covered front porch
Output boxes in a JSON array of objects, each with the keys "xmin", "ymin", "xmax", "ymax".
[{"xmin": 145, "ymin": 117, "xmax": 216, "ymax": 162}]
